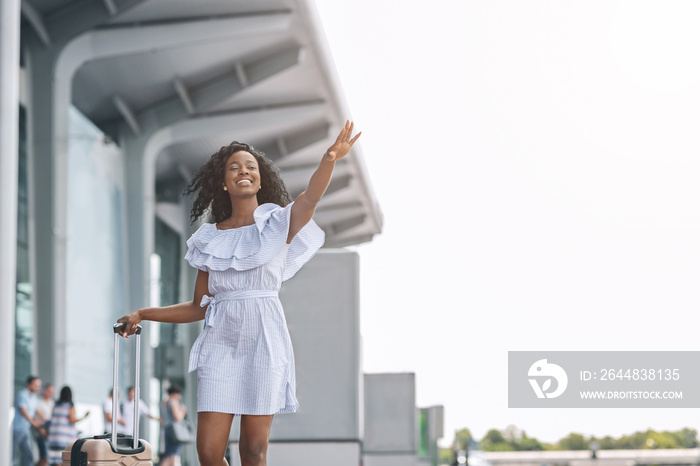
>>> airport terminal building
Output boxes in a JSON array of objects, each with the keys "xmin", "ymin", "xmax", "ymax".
[{"xmin": 1, "ymin": 1, "xmax": 442, "ymax": 464}]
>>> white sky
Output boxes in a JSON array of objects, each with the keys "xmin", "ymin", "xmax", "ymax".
[{"xmin": 314, "ymin": 0, "xmax": 700, "ymax": 446}]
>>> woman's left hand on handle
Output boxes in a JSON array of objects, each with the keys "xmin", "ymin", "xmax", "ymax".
[{"xmin": 116, "ymin": 311, "xmax": 142, "ymax": 338}]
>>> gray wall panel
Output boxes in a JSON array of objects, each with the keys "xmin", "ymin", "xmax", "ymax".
[
  {"xmin": 228, "ymin": 442, "xmax": 361, "ymax": 466},
  {"xmin": 364, "ymin": 454, "xmax": 418, "ymax": 466},
  {"xmin": 364, "ymin": 373, "xmax": 417, "ymax": 453}
]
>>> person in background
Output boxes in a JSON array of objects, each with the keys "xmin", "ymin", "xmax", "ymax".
[
  {"xmin": 12, "ymin": 375, "xmax": 43, "ymax": 466},
  {"xmin": 103, "ymin": 388, "xmax": 126, "ymax": 434},
  {"xmin": 35, "ymin": 382, "xmax": 55, "ymax": 466},
  {"xmin": 160, "ymin": 384, "xmax": 187, "ymax": 466},
  {"xmin": 47, "ymin": 386, "xmax": 90, "ymax": 465},
  {"xmin": 120, "ymin": 386, "xmax": 160, "ymax": 436}
]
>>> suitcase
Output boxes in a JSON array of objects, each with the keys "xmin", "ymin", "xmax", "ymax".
[{"xmin": 61, "ymin": 323, "xmax": 153, "ymax": 465}]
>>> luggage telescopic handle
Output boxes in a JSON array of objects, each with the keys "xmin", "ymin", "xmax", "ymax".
[
  {"xmin": 113, "ymin": 322, "xmax": 142, "ymax": 335},
  {"xmin": 112, "ymin": 323, "xmax": 143, "ymax": 450}
]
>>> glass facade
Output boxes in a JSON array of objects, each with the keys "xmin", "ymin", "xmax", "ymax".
[
  {"xmin": 154, "ymin": 218, "xmax": 185, "ymax": 384},
  {"xmin": 15, "ymin": 106, "xmax": 33, "ymax": 394},
  {"xmin": 64, "ymin": 106, "xmax": 127, "ymax": 405},
  {"xmin": 155, "ymin": 218, "xmax": 181, "ymax": 312}
]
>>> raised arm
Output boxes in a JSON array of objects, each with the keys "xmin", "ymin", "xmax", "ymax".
[
  {"xmin": 117, "ymin": 269, "xmax": 211, "ymax": 337},
  {"xmin": 287, "ymin": 120, "xmax": 361, "ymax": 243},
  {"xmin": 68, "ymin": 406, "xmax": 90, "ymax": 424}
]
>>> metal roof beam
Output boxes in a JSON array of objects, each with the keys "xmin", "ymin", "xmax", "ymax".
[
  {"xmin": 173, "ymin": 78, "xmax": 195, "ymax": 116},
  {"xmin": 76, "ymin": 12, "xmax": 292, "ymax": 62},
  {"xmin": 276, "ymin": 138, "xmax": 288, "ymax": 158},
  {"xmin": 284, "ymin": 162, "xmax": 351, "ymax": 196},
  {"xmin": 316, "ymin": 200, "xmax": 364, "ymax": 212},
  {"xmin": 258, "ymin": 122, "xmax": 330, "ymax": 162},
  {"xmin": 58, "ymin": 11, "xmax": 292, "ymax": 83},
  {"xmin": 127, "ymin": 47, "xmax": 305, "ymax": 134},
  {"xmin": 235, "ymin": 62, "xmax": 249, "ymax": 88},
  {"xmin": 325, "ymin": 233, "xmax": 375, "ymax": 248},
  {"xmin": 145, "ymin": 103, "xmax": 328, "ymax": 165},
  {"xmin": 246, "ymin": 46, "xmax": 304, "ymax": 86},
  {"xmin": 112, "ymin": 94, "xmax": 141, "ymax": 135},
  {"xmin": 313, "ymin": 204, "xmax": 366, "ymax": 227},
  {"xmin": 324, "ymin": 173, "xmax": 353, "ymax": 197},
  {"xmin": 21, "ymin": 0, "xmax": 51, "ymax": 46},
  {"xmin": 176, "ymin": 163, "xmax": 194, "ymax": 185},
  {"xmin": 326, "ymin": 214, "xmax": 367, "ymax": 236},
  {"xmin": 102, "ymin": 0, "xmax": 117, "ymax": 16},
  {"xmin": 284, "ymin": 122, "xmax": 330, "ymax": 154},
  {"xmin": 41, "ymin": 0, "xmax": 148, "ymax": 44},
  {"xmin": 193, "ymin": 46, "xmax": 304, "ymax": 111}
]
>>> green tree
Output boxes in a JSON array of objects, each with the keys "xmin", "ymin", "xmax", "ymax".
[
  {"xmin": 483, "ymin": 429, "xmax": 506, "ymax": 445},
  {"xmin": 439, "ymin": 447, "xmax": 454, "ymax": 464},
  {"xmin": 462, "ymin": 426, "xmax": 697, "ymax": 454},
  {"xmin": 482, "ymin": 429, "xmax": 514, "ymax": 451},
  {"xmin": 518, "ymin": 433, "xmax": 544, "ymax": 451},
  {"xmin": 646, "ymin": 430, "xmax": 677, "ymax": 449},
  {"xmin": 503, "ymin": 425, "xmax": 523, "ymax": 445},
  {"xmin": 557, "ymin": 433, "xmax": 587, "ymax": 450},
  {"xmin": 617, "ymin": 431, "xmax": 647, "ymax": 449},
  {"xmin": 598, "ymin": 436, "xmax": 616, "ymax": 450},
  {"xmin": 669, "ymin": 428, "xmax": 698, "ymax": 448},
  {"xmin": 454, "ymin": 428, "xmax": 473, "ymax": 450}
]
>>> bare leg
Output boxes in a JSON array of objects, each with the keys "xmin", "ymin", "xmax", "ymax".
[
  {"xmin": 239, "ymin": 415, "xmax": 274, "ymax": 466},
  {"xmin": 197, "ymin": 412, "xmax": 235, "ymax": 466}
]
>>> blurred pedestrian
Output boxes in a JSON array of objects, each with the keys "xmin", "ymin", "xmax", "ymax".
[
  {"xmin": 103, "ymin": 388, "xmax": 126, "ymax": 434},
  {"xmin": 12, "ymin": 375, "xmax": 43, "ymax": 466},
  {"xmin": 35, "ymin": 382, "xmax": 55, "ymax": 466},
  {"xmin": 119, "ymin": 386, "xmax": 160, "ymax": 436},
  {"xmin": 160, "ymin": 384, "xmax": 187, "ymax": 466},
  {"xmin": 47, "ymin": 386, "xmax": 90, "ymax": 465}
]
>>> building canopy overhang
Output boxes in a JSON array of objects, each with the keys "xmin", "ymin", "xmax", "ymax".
[{"xmin": 21, "ymin": 0, "xmax": 382, "ymax": 247}]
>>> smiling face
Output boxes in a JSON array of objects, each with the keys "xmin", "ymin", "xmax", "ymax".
[{"xmin": 223, "ymin": 150, "xmax": 261, "ymax": 197}]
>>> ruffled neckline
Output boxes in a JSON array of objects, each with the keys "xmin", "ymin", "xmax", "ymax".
[
  {"xmin": 213, "ymin": 223, "xmax": 256, "ymax": 232},
  {"xmin": 184, "ymin": 202, "xmax": 325, "ymax": 279},
  {"xmin": 214, "ymin": 203, "xmax": 275, "ymax": 231}
]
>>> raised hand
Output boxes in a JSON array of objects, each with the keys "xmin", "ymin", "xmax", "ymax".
[{"xmin": 325, "ymin": 120, "xmax": 361, "ymax": 161}]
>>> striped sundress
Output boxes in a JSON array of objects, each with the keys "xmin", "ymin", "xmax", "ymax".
[
  {"xmin": 185, "ymin": 202, "xmax": 324, "ymax": 415},
  {"xmin": 47, "ymin": 402, "xmax": 77, "ymax": 464}
]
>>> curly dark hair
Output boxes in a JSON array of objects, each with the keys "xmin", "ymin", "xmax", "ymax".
[{"xmin": 184, "ymin": 142, "xmax": 292, "ymax": 224}]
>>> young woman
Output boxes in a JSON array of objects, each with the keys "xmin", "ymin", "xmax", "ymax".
[
  {"xmin": 46, "ymin": 386, "xmax": 90, "ymax": 465},
  {"xmin": 160, "ymin": 384, "xmax": 187, "ymax": 466},
  {"xmin": 118, "ymin": 121, "xmax": 361, "ymax": 466}
]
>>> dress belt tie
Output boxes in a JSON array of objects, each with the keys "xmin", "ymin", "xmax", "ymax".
[{"xmin": 188, "ymin": 290, "xmax": 279, "ymax": 373}]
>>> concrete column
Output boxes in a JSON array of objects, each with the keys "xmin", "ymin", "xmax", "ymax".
[
  {"xmin": 24, "ymin": 40, "xmax": 69, "ymax": 388},
  {"xmin": 122, "ymin": 133, "xmax": 157, "ymax": 427},
  {"xmin": 0, "ymin": 0, "xmax": 21, "ymax": 461},
  {"xmin": 22, "ymin": 0, "xmax": 149, "ymax": 392}
]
